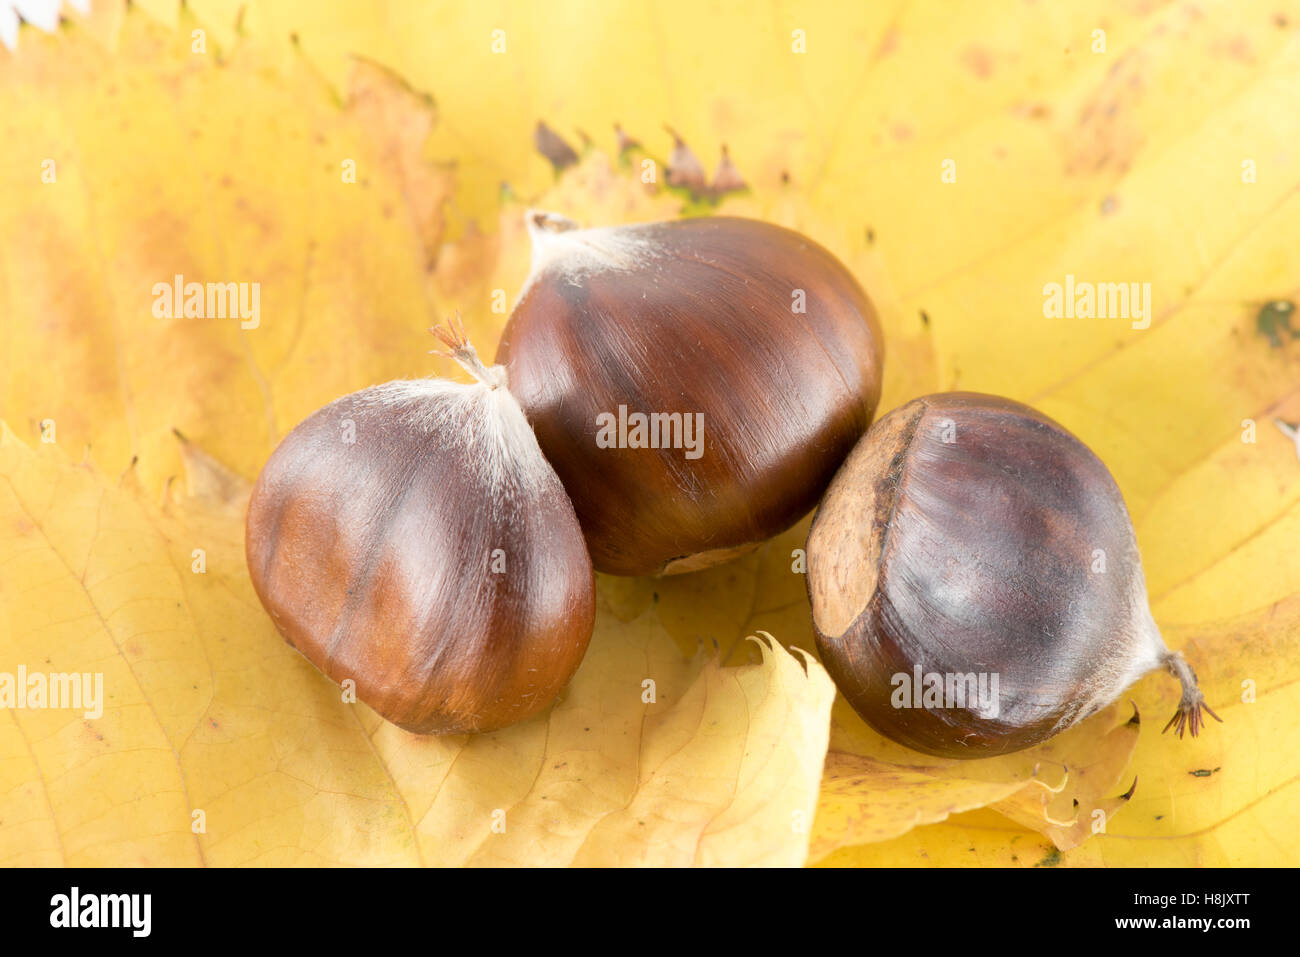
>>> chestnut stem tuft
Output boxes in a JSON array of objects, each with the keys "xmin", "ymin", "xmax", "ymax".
[
  {"xmin": 1160, "ymin": 650, "xmax": 1223, "ymax": 739},
  {"xmin": 526, "ymin": 209, "xmax": 580, "ymax": 237},
  {"xmin": 430, "ymin": 315, "xmax": 505, "ymax": 390}
]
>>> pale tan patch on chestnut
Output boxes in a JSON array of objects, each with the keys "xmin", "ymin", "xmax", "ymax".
[
  {"xmin": 661, "ymin": 541, "xmax": 760, "ymax": 576},
  {"xmin": 807, "ymin": 400, "xmax": 924, "ymax": 639}
]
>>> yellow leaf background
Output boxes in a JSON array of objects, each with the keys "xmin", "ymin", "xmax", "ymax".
[
  {"xmin": 2, "ymin": 0, "xmax": 1298, "ymax": 866},
  {"xmin": 0, "ymin": 420, "xmax": 837, "ymax": 865}
]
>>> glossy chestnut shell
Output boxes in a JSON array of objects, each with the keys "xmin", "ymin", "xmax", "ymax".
[
  {"xmin": 807, "ymin": 392, "xmax": 1172, "ymax": 758},
  {"xmin": 497, "ymin": 213, "xmax": 885, "ymax": 576},
  {"xmin": 246, "ymin": 375, "xmax": 595, "ymax": 734}
]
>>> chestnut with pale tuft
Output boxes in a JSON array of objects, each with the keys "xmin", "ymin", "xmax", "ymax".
[
  {"xmin": 497, "ymin": 211, "xmax": 885, "ymax": 577},
  {"xmin": 807, "ymin": 392, "xmax": 1219, "ymax": 758},
  {"xmin": 245, "ymin": 318, "xmax": 595, "ymax": 735}
]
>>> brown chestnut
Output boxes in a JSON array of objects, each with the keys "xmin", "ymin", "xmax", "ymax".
[
  {"xmin": 245, "ymin": 323, "xmax": 594, "ymax": 734},
  {"xmin": 496, "ymin": 212, "xmax": 885, "ymax": 577},
  {"xmin": 807, "ymin": 392, "xmax": 1219, "ymax": 758}
]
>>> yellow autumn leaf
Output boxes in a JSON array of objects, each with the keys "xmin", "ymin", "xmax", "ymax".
[
  {"xmin": 283, "ymin": 0, "xmax": 1295, "ymax": 865},
  {"xmin": 0, "ymin": 422, "xmax": 834, "ymax": 865},
  {"xmin": 4, "ymin": 0, "xmax": 1299, "ymax": 868},
  {"xmin": 0, "ymin": 8, "xmax": 839, "ymax": 867},
  {"xmin": 818, "ymin": 597, "xmax": 1300, "ymax": 866},
  {"xmin": 0, "ymin": 9, "xmax": 459, "ymax": 494}
]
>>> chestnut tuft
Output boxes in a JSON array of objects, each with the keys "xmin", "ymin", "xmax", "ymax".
[
  {"xmin": 807, "ymin": 392, "xmax": 1220, "ymax": 758},
  {"xmin": 496, "ymin": 212, "xmax": 885, "ymax": 576},
  {"xmin": 245, "ymin": 321, "xmax": 595, "ymax": 734}
]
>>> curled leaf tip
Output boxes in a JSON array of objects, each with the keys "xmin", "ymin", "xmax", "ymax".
[
  {"xmin": 711, "ymin": 145, "xmax": 747, "ymax": 194},
  {"xmin": 1126, "ymin": 699, "xmax": 1141, "ymax": 726},
  {"xmin": 663, "ymin": 125, "xmax": 707, "ymax": 190},
  {"xmin": 534, "ymin": 120, "xmax": 578, "ymax": 171},
  {"xmin": 614, "ymin": 122, "xmax": 639, "ymax": 152}
]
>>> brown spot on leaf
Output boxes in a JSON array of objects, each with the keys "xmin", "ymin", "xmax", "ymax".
[
  {"xmin": 1066, "ymin": 49, "xmax": 1146, "ymax": 175},
  {"xmin": 876, "ymin": 26, "xmax": 899, "ymax": 57},
  {"xmin": 961, "ymin": 45, "xmax": 995, "ymax": 78},
  {"xmin": 1211, "ymin": 34, "xmax": 1255, "ymax": 63}
]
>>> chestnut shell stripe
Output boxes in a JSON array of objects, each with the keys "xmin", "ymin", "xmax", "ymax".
[
  {"xmin": 497, "ymin": 216, "xmax": 884, "ymax": 576},
  {"xmin": 245, "ymin": 379, "xmax": 594, "ymax": 735},
  {"xmin": 808, "ymin": 393, "xmax": 1163, "ymax": 758}
]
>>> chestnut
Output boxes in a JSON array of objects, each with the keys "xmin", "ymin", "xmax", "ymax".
[
  {"xmin": 496, "ymin": 212, "xmax": 885, "ymax": 577},
  {"xmin": 806, "ymin": 392, "xmax": 1219, "ymax": 758},
  {"xmin": 245, "ymin": 323, "xmax": 595, "ymax": 734}
]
